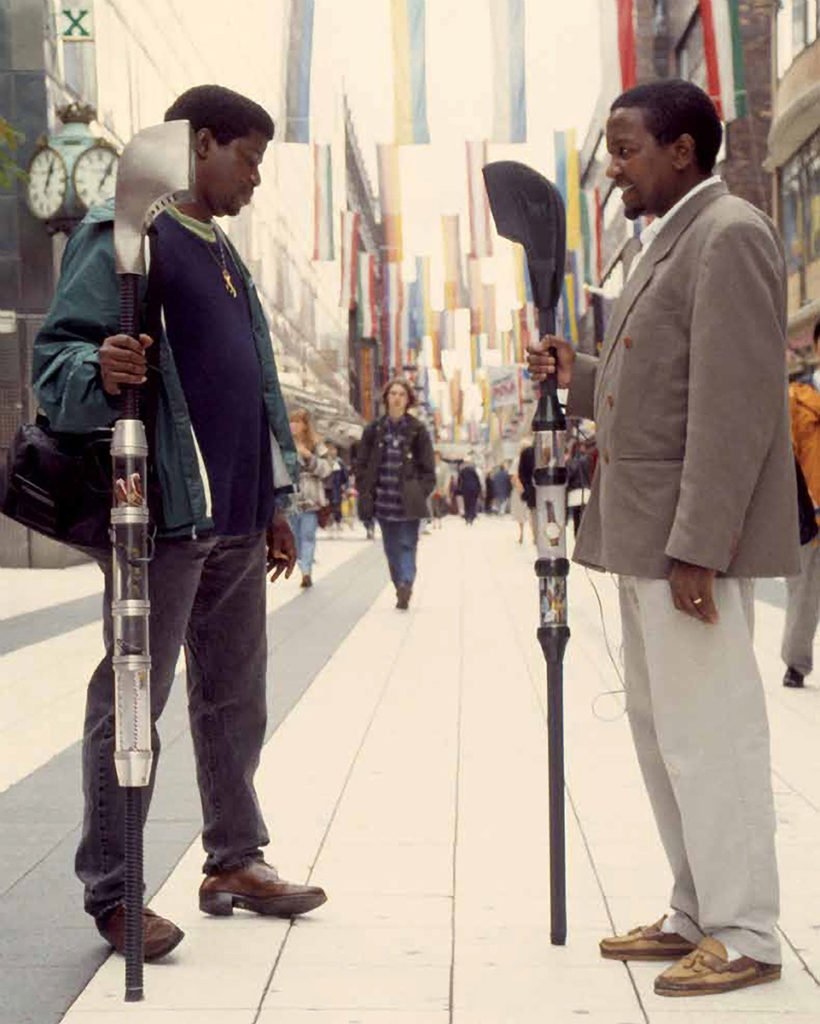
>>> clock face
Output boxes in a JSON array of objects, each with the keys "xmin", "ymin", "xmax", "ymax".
[
  {"xmin": 73, "ymin": 144, "xmax": 119, "ymax": 210},
  {"xmin": 26, "ymin": 147, "xmax": 68, "ymax": 219}
]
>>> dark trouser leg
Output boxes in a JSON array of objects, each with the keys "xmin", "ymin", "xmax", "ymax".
[
  {"xmin": 184, "ymin": 533, "xmax": 271, "ymax": 874},
  {"xmin": 76, "ymin": 538, "xmax": 211, "ymax": 919},
  {"xmin": 378, "ymin": 519, "xmax": 401, "ymax": 585},
  {"xmin": 397, "ymin": 520, "xmax": 420, "ymax": 585}
]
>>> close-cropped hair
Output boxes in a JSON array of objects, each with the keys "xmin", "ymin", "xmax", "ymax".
[
  {"xmin": 290, "ymin": 407, "xmax": 319, "ymax": 452},
  {"xmin": 382, "ymin": 377, "xmax": 416, "ymax": 409},
  {"xmin": 164, "ymin": 85, "xmax": 275, "ymax": 146},
  {"xmin": 611, "ymin": 79, "xmax": 722, "ymax": 175}
]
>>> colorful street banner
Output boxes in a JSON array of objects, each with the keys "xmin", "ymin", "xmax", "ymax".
[
  {"xmin": 467, "ymin": 256, "xmax": 484, "ymax": 334},
  {"xmin": 501, "ymin": 329, "xmax": 514, "ymax": 366},
  {"xmin": 490, "ymin": 0, "xmax": 527, "ymax": 143},
  {"xmin": 357, "ymin": 252, "xmax": 378, "ymax": 337},
  {"xmin": 377, "ymin": 144, "xmax": 403, "ymax": 261},
  {"xmin": 466, "ymin": 140, "xmax": 493, "ymax": 257},
  {"xmin": 383, "ymin": 262, "xmax": 404, "ymax": 370},
  {"xmin": 439, "ymin": 308, "xmax": 456, "ymax": 351},
  {"xmin": 616, "ymin": 0, "xmax": 636, "ymax": 92},
  {"xmin": 470, "ymin": 332, "xmax": 482, "ymax": 374},
  {"xmin": 441, "ymin": 214, "xmax": 467, "ymax": 309},
  {"xmin": 554, "ymin": 130, "xmax": 581, "ymax": 250},
  {"xmin": 407, "ymin": 257, "xmax": 427, "ymax": 349},
  {"xmin": 312, "ymin": 143, "xmax": 334, "ymax": 260},
  {"xmin": 700, "ymin": 0, "xmax": 747, "ymax": 121},
  {"xmin": 391, "ymin": 0, "xmax": 431, "ymax": 144},
  {"xmin": 512, "ymin": 244, "xmax": 533, "ymax": 305},
  {"xmin": 416, "ymin": 255, "xmax": 434, "ymax": 334},
  {"xmin": 483, "ymin": 282, "xmax": 497, "ymax": 349},
  {"xmin": 339, "ymin": 209, "xmax": 360, "ymax": 309},
  {"xmin": 489, "ymin": 366, "xmax": 520, "ymax": 409},
  {"xmin": 281, "ymin": 0, "xmax": 315, "ymax": 142},
  {"xmin": 430, "ymin": 311, "xmax": 443, "ymax": 369},
  {"xmin": 561, "ymin": 251, "xmax": 580, "ymax": 343}
]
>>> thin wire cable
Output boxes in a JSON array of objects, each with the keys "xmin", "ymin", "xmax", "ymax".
[{"xmin": 582, "ymin": 566, "xmax": 627, "ymax": 721}]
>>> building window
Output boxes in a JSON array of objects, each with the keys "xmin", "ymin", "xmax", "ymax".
[
  {"xmin": 780, "ymin": 130, "xmax": 820, "ymax": 308},
  {"xmin": 793, "ymin": 0, "xmax": 809, "ymax": 54},
  {"xmin": 778, "ymin": 0, "xmax": 820, "ymax": 77},
  {"xmin": 676, "ymin": 10, "xmax": 707, "ymax": 90}
]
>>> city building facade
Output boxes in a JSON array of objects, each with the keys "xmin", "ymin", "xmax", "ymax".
[{"xmin": 0, "ymin": 0, "xmax": 358, "ymax": 565}]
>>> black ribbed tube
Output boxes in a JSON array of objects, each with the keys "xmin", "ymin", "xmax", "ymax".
[
  {"xmin": 547, "ymin": 660, "xmax": 566, "ymax": 945},
  {"xmin": 123, "ymin": 786, "xmax": 144, "ymax": 1001}
]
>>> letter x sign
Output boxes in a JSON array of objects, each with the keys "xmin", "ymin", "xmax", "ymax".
[{"xmin": 61, "ymin": 8, "xmax": 94, "ymax": 40}]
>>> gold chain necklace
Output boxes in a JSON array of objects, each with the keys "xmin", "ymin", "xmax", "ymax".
[{"xmin": 205, "ymin": 230, "xmax": 238, "ymax": 298}]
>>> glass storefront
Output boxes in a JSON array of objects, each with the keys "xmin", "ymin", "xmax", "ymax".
[{"xmin": 780, "ymin": 129, "xmax": 820, "ymax": 311}]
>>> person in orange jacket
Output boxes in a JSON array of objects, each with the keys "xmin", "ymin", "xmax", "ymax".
[{"xmin": 782, "ymin": 320, "xmax": 820, "ymax": 688}]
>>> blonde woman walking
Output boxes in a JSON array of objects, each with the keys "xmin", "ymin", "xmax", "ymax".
[{"xmin": 288, "ymin": 408, "xmax": 332, "ymax": 588}]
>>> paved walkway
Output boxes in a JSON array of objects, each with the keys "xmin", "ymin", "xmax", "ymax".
[{"xmin": 2, "ymin": 517, "xmax": 820, "ymax": 1023}]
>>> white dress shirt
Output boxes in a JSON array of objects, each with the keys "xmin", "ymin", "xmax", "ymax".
[{"xmin": 626, "ymin": 175, "xmax": 723, "ymax": 281}]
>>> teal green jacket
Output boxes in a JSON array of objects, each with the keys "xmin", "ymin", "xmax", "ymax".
[{"xmin": 32, "ymin": 203, "xmax": 297, "ymax": 538}]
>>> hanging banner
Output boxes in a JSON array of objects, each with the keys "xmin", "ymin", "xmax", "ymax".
[
  {"xmin": 700, "ymin": 0, "xmax": 747, "ymax": 121},
  {"xmin": 512, "ymin": 244, "xmax": 533, "ymax": 306},
  {"xmin": 616, "ymin": 0, "xmax": 636, "ymax": 92},
  {"xmin": 416, "ymin": 254, "xmax": 434, "ymax": 334},
  {"xmin": 490, "ymin": 0, "xmax": 527, "ymax": 143},
  {"xmin": 312, "ymin": 143, "xmax": 334, "ymax": 260},
  {"xmin": 466, "ymin": 140, "xmax": 493, "ymax": 257},
  {"xmin": 489, "ymin": 366, "xmax": 519, "ymax": 409},
  {"xmin": 377, "ymin": 144, "xmax": 403, "ymax": 261},
  {"xmin": 339, "ymin": 210, "xmax": 360, "ymax": 309},
  {"xmin": 391, "ymin": 0, "xmax": 431, "ymax": 144},
  {"xmin": 357, "ymin": 252, "xmax": 378, "ymax": 337},
  {"xmin": 441, "ymin": 214, "xmax": 467, "ymax": 309},
  {"xmin": 383, "ymin": 262, "xmax": 404, "ymax": 371},
  {"xmin": 467, "ymin": 256, "xmax": 484, "ymax": 334},
  {"xmin": 281, "ymin": 0, "xmax": 315, "ymax": 142},
  {"xmin": 483, "ymin": 282, "xmax": 497, "ymax": 349}
]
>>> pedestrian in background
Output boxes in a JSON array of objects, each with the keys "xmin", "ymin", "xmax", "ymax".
[
  {"xmin": 566, "ymin": 440, "xmax": 594, "ymax": 536},
  {"xmin": 432, "ymin": 450, "xmax": 450, "ymax": 529},
  {"xmin": 355, "ymin": 378, "xmax": 435, "ymax": 609},
  {"xmin": 457, "ymin": 457, "xmax": 482, "ymax": 525},
  {"xmin": 323, "ymin": 442, "xmax": 348, "ymax": 536},
  {"xmin": 491, "ymin": 462, "xmax": 513, "ymax": 515},
  {"xmin": 782, "ymin": 320, "xmax": 820, "ymax": 688},
  {"xmin": 32, "ymin": 84, "xmax": 326, "ymax": 962},
  {"xmin": 510, "ymin": 464, "xmax": 529, "ymax": 544},
  {"xmin": 288, "ymin": 408, "xmax": 332, "ymax": 588},
  {"xmin": 517, "ymin": 441, "xmax": 536, "ymax": 540}
]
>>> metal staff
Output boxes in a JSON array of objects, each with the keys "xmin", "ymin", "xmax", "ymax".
[
  {"xmin": 482, "ymin": 160, "xmax": 569, "ymax": 946},
  {"xmin": 111, "ymin": 120, "xmax": 194, "ymax": 1000}
]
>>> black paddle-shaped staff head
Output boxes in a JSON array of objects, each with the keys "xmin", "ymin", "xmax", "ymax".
[{"xmin": 482, "ymin": 161, "xmax": 567, "ymax": 430}]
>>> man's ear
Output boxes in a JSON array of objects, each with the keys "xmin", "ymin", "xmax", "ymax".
[
  {"xmin": 671, "ymin": 133, "xmax": 697, "ymax": 170},
  {"xmin": 195, "ymin": 128, "xmax": 214, "ymax": 159}
]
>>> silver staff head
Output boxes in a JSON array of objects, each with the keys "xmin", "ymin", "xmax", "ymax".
[{"xmin": 114, "ymin": 119, "xmax": 196, "ymax": 275}]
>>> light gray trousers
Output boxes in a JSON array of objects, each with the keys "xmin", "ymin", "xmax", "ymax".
[
  {"xmin": 619, "ymin": 576, "xmax": 780, "ymax": 964},
  {"xmin": 782, "ymin": 539, "xmax": 820, "ymax": 676}
]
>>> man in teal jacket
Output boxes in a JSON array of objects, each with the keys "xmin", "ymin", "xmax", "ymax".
[{"xmin": 33, "ymin": 85, "xmax": 327, "ymax": 961}]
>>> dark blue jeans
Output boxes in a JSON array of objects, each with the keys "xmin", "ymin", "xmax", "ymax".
[
  {"xmin": 76, "ymin": 533, "xmax": 270, "ymax": 919},
  {"xmin": 378, "ymin": 518, "xmax": 420, "ymax": 587}
]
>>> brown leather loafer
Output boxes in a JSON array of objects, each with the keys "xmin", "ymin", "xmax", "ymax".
[
  {"xmin": 199, "ymin": 860, "xmax": 327, "ymax": 917},
  {"xmin": 395, "ymin": 583, "xmax": 412, "ymax": 610},
  {"xmin": 655, "ymin": 936, "xmax": 781, "ymax": 996},
  {"xmin": 96, "ymin": 905, "xmax": 184, "ymax": 961},
  {"xmin": 600, "ymin": 915, "xmax": 696, "ymax": 961}
]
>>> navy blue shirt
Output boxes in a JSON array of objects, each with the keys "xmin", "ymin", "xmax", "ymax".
[{"xmin": 154, "ymin": 211, "xmax": 274, "ymax": 536}]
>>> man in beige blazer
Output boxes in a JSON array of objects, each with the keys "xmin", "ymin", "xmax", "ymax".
[{"xmin": 529, "ymin": 80, "xmax": 798, "ymax": 997}]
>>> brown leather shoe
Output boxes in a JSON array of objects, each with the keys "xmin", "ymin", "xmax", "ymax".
[
  {"xmin": 600, "ymin": 916, "xmax": 696, "ymax": 961},
  {"xmin": 96, "ymin": 905, "xmax": 184, "ymax": 961},
  {"xmin": 395, "ymin": 583, "xmax": 412, "ymax": 610},
  {"xmin": 654, "ymin": 936, "xmax": 781, "ymax": 996},
  {"xmin": 199, "ymin": 860, "xmax": 327, "ymax": 917}
]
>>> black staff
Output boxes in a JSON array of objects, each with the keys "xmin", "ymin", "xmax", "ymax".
[
  {"xmin": 111, "ymin": 120, "xmax": 194, "ymax": 999},
  {"xmin": 483, "ymin": 160, "xmax": 569, "ymax": 946}
]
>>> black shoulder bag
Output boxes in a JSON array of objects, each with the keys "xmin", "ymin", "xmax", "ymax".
[{"xmin": 0, "ymin": 231, "xmax": 163, "ymax": 553}]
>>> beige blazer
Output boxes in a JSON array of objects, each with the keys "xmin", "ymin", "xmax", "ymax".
[{"xmin": 568, "ymin": 181, "xmax": 799, "ymax": 579}]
